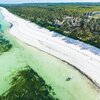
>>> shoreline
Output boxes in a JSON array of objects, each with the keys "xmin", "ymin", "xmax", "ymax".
[
  {"xmin": 0, "ymin": 7, "xmax": 100, "ymax": 88},
  {"xmin": 3, "ymin": 34, "xmax": 100, "ymax": 100},
  {"xmin": 23, "ymin": 41, "xmax": 100, "ymax": 89}
]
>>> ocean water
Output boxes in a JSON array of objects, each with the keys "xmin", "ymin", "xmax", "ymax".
[{"xmin": 0, "ymin": 11, "xmax": 100, "ymax": 100}]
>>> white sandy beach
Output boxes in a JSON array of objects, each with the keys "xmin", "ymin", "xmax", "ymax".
[{"xmin": 0, "ymin": 7, "xmax": 100, "ymax": 87}]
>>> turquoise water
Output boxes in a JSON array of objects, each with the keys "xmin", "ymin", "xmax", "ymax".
[
  {"xmin": 0, "ymin": 12, "xmax": 10, "ymax": 33},
  {"xmin": 0, "ymin": 11, "xmax": 100, "ymax": 100}
]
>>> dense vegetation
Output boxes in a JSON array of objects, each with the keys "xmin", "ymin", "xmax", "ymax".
[
  {"xmin": 0, "ymin": 66, "xmax": 58, "ymax": 100},
  {"xmin": 5, "ymin": 3, "xmax": 100, "ymax": 48}
]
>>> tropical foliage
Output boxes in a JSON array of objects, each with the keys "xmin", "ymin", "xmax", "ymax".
[{"xmin": 5, "ymin": 3, "xmax": 100, "ymax": 48}]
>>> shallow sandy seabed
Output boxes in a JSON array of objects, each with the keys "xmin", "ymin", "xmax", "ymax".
[
  {"xmin": 1, "ymin": 7, "xmax": 100, "ymax": 87},
  {"xmin": 0, "ymin": 7, "xmax": 100, "ymax": 100}
]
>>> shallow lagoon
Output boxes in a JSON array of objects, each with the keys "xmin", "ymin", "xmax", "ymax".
[{"xmin": 0, "ymin": 11, "xmax": 100, "ymax": 100}]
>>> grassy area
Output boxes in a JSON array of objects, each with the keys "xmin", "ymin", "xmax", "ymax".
[{"xmin": 92, "ymin": 14, "xmax": 100, "ymax": 18}]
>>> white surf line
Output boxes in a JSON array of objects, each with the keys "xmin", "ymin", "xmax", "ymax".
[{"xmin": 1, "ymin": 7, "xmax": 100, "ymax": 88}]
